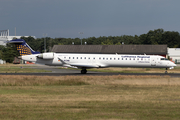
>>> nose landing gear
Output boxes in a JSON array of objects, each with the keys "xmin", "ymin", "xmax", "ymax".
[{"xmin": 165, "ymin": 68, "xmax": 168, "ymax": 74}]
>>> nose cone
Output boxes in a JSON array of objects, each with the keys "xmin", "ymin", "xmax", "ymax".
[
  {"xmin": 168, "ymin": 62, "xmax": 176, "ymax": 69},
  {"xmin": 171, "ymin": 62, "xmax": 177, "ymax": 67}
]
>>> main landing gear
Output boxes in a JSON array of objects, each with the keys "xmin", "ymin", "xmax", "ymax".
[
  {"xmin": 81, "ymin": 68, "xmax": 87, "ymax": 74},
  {"xmin": 165, "ymin": 68, "xmax": 168, "ymax": 74}
]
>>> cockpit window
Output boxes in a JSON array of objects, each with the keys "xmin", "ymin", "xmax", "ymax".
[{"xmin": 161, "ymin": 58, "xmax": 168, "ymax": 60}]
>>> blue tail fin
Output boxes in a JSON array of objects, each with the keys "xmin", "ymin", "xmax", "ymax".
[{"xmin": 8, "ymin": 39, "xmax": 40, "ymax": 55}]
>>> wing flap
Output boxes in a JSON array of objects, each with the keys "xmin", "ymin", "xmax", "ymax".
[{"xmin": 70, "ymin": 63, "xmax": 99, "ymax": 68}]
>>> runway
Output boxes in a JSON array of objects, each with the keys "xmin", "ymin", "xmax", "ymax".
[
  {"xmin": 0, "ymin": 65, "xmax": 180, "ymax": 77},
  {"xmin": 0, "ymin": 72, "xmax": 180, "ymax": 77}
]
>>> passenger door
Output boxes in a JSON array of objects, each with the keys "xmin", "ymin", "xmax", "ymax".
[{"xmin": 151, "ymin": 57, "xmax": 156, "ymax": 66}]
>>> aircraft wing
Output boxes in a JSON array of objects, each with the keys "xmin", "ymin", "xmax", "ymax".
[
  {"xmin": 70, "ymin": 63, "xmax": 99, "ymax": 68},
  {"xmin": 58, "ymin": 57, "xmax": 107, "ymax": 68},
  {"xmin": 69, "ymin": 63, "xmax": 107, "ymax": 68}
]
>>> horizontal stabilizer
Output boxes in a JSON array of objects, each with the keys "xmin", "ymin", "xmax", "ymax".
[{"xmin": 8, "ymin": 40, "xmax": 24, "ymax": 44}]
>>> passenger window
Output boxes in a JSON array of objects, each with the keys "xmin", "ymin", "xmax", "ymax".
[
  {"xmin": 93, "ymin": 57, "xmax": 95, "ymax": 60},
  {"xmin": 84, "ymin": 57, "xmax": 86, "ymax": 59},
  {"xmin": 110, "ymin": 58, "xmax": 112, "ymax": 60},
  {"xmin": 114, "ymin": 58, "xmax": 116, "ymax": 60},
  {"xmin": 99, "ymin": 57, "xmax": 101, "ymax": 60},
  {"xmin": 161, "ymin": 58, "xmax": 168, "ymax": 61},
  {"xmin": 77, "ymin": 57, "xmax": 78, "ymax": 59},
  {"xmin": 106, "ymin": 58, "xmax": 108, "ymax": 60},
  {"xmin": 80, "ymin": 57, "xmax": 82, "ymax": 59},
  {"xmin": 118, "ymin": 58, "xmax": 120, "ymax": 60},
  {"xmin": 122, "ymin": 58, "xmax": 123, "ymax": 60},
  {"xmin": 88, "ymin": 57, "xmax": 90, "ymax": 59},
  {"xmin": 69, "ymin": 57, "xmax": 71, "ymax": 59},
  {"xmin": 103, "ymin": 58, "xmax": 105, "ymax": 60}
]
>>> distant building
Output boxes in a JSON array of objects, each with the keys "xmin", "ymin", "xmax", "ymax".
[
  {"xmin": 0, "ymin": 30, "xmax": 35, "ymax": 45},
  {"xmin": 51, "ymin": 45, "xmax": 167, "ymax": 57},
  {"xmin": 168, "ymin": 48, "xmax": 180, "ymax": 63},
  {"xmin": 0, "ymin": 59, "xmax": 6, "ymax": 64}
]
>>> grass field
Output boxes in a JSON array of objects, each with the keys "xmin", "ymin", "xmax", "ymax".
[
  {"xmin": 0, "ymin": 64, "xmax": 49, "ymax": 73},
  {"xmin": 89, "ymin": 67, "xmax": 180, "ymax": 73},
  {"xmin": 0, "ymin": 75, "xmax": 180, "ymax": 120}
]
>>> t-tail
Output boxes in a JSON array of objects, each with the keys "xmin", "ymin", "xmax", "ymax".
[{"xmin": 8, "ymin": 39, "xmax": 40, "ymax": 55}]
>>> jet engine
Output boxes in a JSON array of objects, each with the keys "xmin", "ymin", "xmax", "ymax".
[{"xmin": 37, "ymin": 53, "xmax": 54, "ymax": 59}]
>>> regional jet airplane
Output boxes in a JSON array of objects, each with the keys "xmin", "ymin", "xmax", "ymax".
[{"xmin": 9, "ymin": 39, "xmax": 176, "ymax": 74}]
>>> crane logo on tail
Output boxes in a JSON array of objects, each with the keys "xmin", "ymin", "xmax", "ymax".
[
  {"xmin": 8, "ymin": 39, "xmax": 40, "ymax": 55},
  {"xmin": 16, "ymin": 44, "xmax": 32, "ymax": 56}
]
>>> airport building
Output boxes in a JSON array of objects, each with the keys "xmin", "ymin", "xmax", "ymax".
[
  {"xmin": 0, "ymin": 30, "xmax": 35, "ymax": 45},
  {"xmin": 51, "ymin": 45, "xmax": 167, "ymax": 57},
  {"xmin": 0, "ymin": 29, "xmax": 35, "ymax": 64},
  {"xmin": 168, "ymin": 48, "xmax": 180, "ymax": 63}
]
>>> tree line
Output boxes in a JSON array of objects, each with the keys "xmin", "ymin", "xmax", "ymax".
[{"xmin": 1, "ymin": 28, "xmax": 180, "ymax": 63}]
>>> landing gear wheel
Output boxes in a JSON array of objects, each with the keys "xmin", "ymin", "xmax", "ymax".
[
  {"xmin": 165, "ymin": 68, "xmax": 168, "ymax": 74},
  {"xmin": 81, "ymin": 69, "xmax": 87, "ymax": 74}
]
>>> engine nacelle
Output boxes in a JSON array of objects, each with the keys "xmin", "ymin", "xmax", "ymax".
[{"xmin": 38, "ymin": 53, "xmax": 54, "ymax": 59}]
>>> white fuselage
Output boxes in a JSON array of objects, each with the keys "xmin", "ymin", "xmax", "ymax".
[{"xmin": 21, "ymin": 53, "xmax": 176, "ymax": 69}]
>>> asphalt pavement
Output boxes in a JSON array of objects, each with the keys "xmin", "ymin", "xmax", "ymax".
[{"xmin": 0, "ymin": 64, "xmax": 180, "ymax": 77}]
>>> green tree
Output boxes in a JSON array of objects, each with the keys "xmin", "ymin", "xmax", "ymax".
[
  {"xmin": 2, "ymin": 44, "xmax": 19, "ymax": 63},
  {"xmin": 101, "ymin": 39, "xmax": 113, "ymax": 45},
  {"xmin": 144, "ymin": 29, "xmax": 164, "ymax": 44},
  {"xmin": 0, "ymin": 45, "xmax": 5, "ymax": 59},
  {"xmin": 115, "ymin": 42, "xmax": 121, "ymax": 45},
  {"xmin": 162, "ymin": 31, "xmax": 180, "ymax": 48},
  {"xmin": 13, "ymin": 28, "xmax": 180, "ymax": 50}
]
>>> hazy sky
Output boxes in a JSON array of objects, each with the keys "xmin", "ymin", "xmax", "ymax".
[{"xmin": 1, "ymin": 0, "xmax": 180, "ymax": 38}]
